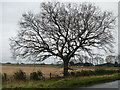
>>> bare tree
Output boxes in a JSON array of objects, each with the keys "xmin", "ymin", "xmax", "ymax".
[
  {"xmin": 115, "ymin": 55, "xmax": 119, "ymax": 63},
  {"xmin": 105, "ymin": 55, "xmax": 116, "ymax": 64},
  {"xmin": 76, "ymin": 55, "xmax": 85, "ymax": 64},
  {"xmin": 87, "ymin": 58, "xmax": 93, "ymax": 64},
  {"xmin": 98, "ymin": 57, "xmax": 104, "ymax": 65},
  {"xmin": 10, "ymin": 2, "xmax": 116, "ymax": 77},
  {"xmin": 84, "ymin": 56, "xmax": 89, "ymax": 63},
  {"xmin": 94, "ymin": 56, "xmax": 104, "ymax": 65}
]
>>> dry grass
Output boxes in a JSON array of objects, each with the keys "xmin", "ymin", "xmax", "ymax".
[
  {"xmin": 2, "ymin": 65, "xmax": 63, "ymax": 78},
  {"xmin": 2, "ymin": 65, "xmax": 119, "ymax": 79}
]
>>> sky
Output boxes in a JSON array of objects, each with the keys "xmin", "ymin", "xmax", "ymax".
[{"xmin": 0, "ymin": 1, "xmax": 119, "ymax": 64}]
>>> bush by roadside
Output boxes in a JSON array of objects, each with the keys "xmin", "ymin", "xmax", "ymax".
[
  {"xmin": 13, "ymin": 69, "xmax": 26, "ymax": 81},
  {"xmin": 70, "ymin": 69, "xmax": 120, "ymax": 77},
  {"xmin": 2, "ymin": 73, "xmax": 7, "ymax": 82},
  {"xmin": 30, "ymin": 70, "xmax": 43, "ymax": 80}
]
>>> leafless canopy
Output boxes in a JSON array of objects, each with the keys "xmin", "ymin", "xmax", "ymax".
[{"xmin": 10, "ymin": 2, "xmax": 116, "ymax": 72}]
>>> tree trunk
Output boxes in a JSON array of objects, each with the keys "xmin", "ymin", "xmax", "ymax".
[{"xmin": 63, "ymin": 60, "xmax": 69, "ymax": 77}]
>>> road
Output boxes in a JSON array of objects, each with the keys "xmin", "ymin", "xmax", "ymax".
[
  {"xmin": 72, "ymin": 80, "xmax": 120, "ymax": 90},
  {"xmin": 87, "ymin": 80, "xmax": 119, "ymax": 88}
]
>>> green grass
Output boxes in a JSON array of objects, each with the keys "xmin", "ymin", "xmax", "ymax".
[
  {"xmin": 3, "ymin": 74, "xmax": 120, "ymax": 88},
  {"xmin": 46, "ymin": 74, "xmax": 120, "ymax": 88}
]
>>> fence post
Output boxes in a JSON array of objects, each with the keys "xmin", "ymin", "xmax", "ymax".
[{"xmin": 50, "ymin": 73, "xmax": 52, "ymax": 79}]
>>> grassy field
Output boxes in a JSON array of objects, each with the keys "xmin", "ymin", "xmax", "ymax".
[
  {"xmin": 2, "ymin": 64, "xmax": 119, "ymax": 79},
  {"xmin": 2, "ymin": 65, "xmax": 63, "ymax": 78}
]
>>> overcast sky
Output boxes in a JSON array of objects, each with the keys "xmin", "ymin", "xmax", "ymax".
[{"xmin": 0, "ymin": 1, "xmax": 118, "ymax": 64}]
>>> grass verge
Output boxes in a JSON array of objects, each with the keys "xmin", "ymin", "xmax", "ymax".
[{"xmin": 46, "ymin": 74, "xmax": 120, "ymax": 88}]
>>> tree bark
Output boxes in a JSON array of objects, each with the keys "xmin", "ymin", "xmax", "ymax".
[{"xmin": 63, "ymin": 60, "xmax": 69, "ymax": 77}]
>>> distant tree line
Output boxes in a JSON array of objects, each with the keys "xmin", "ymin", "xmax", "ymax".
[
  {"xmin": 4, "ymin": 54, "xmax": 119, "ymax": 67},
  {"xmin": 69, "ymin": 54, "xmax": 119, "ymax": 67}
]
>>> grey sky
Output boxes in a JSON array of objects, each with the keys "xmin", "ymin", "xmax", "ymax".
[
  {"xmin": 0, "ymin": 1, "xmax": 118, "ymax": 64},
  {"xmin": 1, "ymin": 2, "xmax": 41, "ymax": 63}
]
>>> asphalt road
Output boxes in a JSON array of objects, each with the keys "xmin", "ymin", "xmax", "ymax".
[
  {"xmin": 73, "ymin": 80, "xmax": 120, "ymax": 90},
  {"xmin": 87, "ymin": 80, "xmax": 119, "ymax": 88},
  {"xmin": 68, "ymin": 81, "xmax": 120, "ymax": 90}
]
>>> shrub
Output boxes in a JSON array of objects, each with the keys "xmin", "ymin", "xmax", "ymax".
[
  {"xmin": 95, "ymin": 68, "xmax": 106, "ymax": 75},
  {"xmin": 37, "ymin": 71, "xmax": 43, "ymax": 77},
  {"xmin": 94, "ymin": 69, "xmax": 119, "ymax": 75},
  {"xmin": 30, "ymin": 70, "xmax": 43, "ymax": 80},
  {"xmin": 81, "ymin": 70, "xmax": 94, "ymax": 76},
  {"xmin": 2, "ymin": 73, "xmax": 7, "ymax": 82},
  {"xmin": 13, "ymin": 69, "xmax": 26, "ymax": 80},
  {"xmin": 74, "ymin": 70, "xmax": 94, "ymax": 77},
  {"xmin": 81, "ymin": 70, "xmax": 89, "ymax": 76},
  {"xmin": 116, "ymin": 70, "xmax": 120, "ymax": 74},
  {"xmin": 30, "ymin": 72, "xmax": 38, "ymax": 80},
  {"xmin": 75, "ymin": 72, "xmax": 81, "ymax": 77},
  {"xmin": 70, "ymin": 69, "xmax": 119, "ymax": 77},
  {"xmin": 70, "ymin": 72, "xmax": 76, "ymax": 76}
]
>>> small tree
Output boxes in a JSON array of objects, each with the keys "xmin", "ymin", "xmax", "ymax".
[
  {"xmin": 114, "ymin": 61, "xmax": 118, "ymax": 67},
  {"xmin": 10, "ymin": 2, "xmax": 116, "ymax": 77},
  {"xmin": 105, "ymin": 55, "xmax": 116, "ymax": 64},
  {"xmin": 94, "ymin": 56, "xmax": 104, "ymax": 65},
  {"xmin": 69, "ymin": 61, "xmax": 75, "ymax": 66}
]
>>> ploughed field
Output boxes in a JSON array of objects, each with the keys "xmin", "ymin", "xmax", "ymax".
[{"xmin": 1, "ymin": 65, "xmax": 119, "ymax": 78}]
